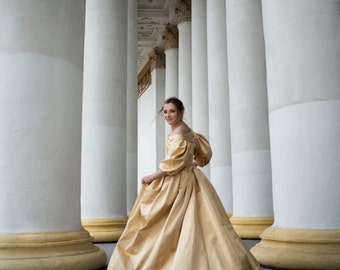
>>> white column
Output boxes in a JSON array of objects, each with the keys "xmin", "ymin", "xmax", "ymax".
[
  {"xmin": 126, "ymin": 0, "xmax": 138, "ymax": 214},
  {"xmin": 174, "ymin": 0, "xmax": 192, "ymax": 125},
  {"xmin": 165, "ymin": 49, "xmax": 178, "ymax": 99},
  {"xmin": 226, "ymin": 0, "xmax": 273, "ymax": 238},
  {"xmin": 192, "ymin": 0, "xmax": 209, "ymax": 135},
  {"xmin": 162, "ymin": 24, "xmax": 179, "ymax": 99},
  {"xmin": 81, "ymin": 0, "xmax": 128, "ymax": 242},
  {"xmin": 192, "ymin": 0, "xmax": 210, "ymax": 177},
  {"xmin": 0, "ymin": 1, "xmax": 106, "ymax": 269},
  {"xmin": 138, "ymin": 49, "xmax": 166, "ymax": 188},
  {"xmin": 207, "ymin": 0, "xmax": 233, "ymax": 213},
  {"xmin": 251, "ymin": 1, "xmax": 340, "ymax": 269},
  {"xmin": 149, "ymin": 48, "xmax": 166, "ymax": 170},
  {"xmin": 162, "ymin": 24, "xmax": 179, "ymax": 136}
]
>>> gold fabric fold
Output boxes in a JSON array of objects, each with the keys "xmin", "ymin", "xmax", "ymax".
[{"xmin": 108, "ymin": 131, "xmax": 259, "ymax": 270}]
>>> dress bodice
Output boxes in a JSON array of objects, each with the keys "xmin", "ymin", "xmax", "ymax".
[{"xmin": 159, "ymin": 131, "xmax": 212, "ymax": 175}]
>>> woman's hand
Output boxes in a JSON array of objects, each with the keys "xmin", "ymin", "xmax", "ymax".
[
  {"xmin": 141, "ymin": 175, "xmax": 154, "ymax": 185},
  {"xmin": 141, "ymin": 170, "xmax": 166, "ymax": 185}
]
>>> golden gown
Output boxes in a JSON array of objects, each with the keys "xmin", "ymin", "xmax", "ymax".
[{"xmin": 108, "ymin": 131, "xmax": 260, "ymax": 270}]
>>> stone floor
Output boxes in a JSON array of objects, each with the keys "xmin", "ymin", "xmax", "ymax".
[{"xmin": 95, "ymin": 239, "xmax": 278, "ymax": 270}]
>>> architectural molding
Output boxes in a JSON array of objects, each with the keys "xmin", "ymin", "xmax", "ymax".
[
  {"xmin": 174, "ymin": 0, "xmax": 191, "ymax": 23},
  {"xmin": 251, "ymin": 227, "xmax": 340, "ymax": 269},
  {"xmin": 230, "ymin": 216, "xmax": 274, "ymax": 239},
  {"xmin": 137, "ymin": 0, "xmax": 177, "ymax": 71},
  {"xmin": 137, "ymin": 60, "xmax": 152, "ymax": 98},
  {"xmin": 82, "ymin": 218, "xmax": 128, "ymax": 242},
  {"xmin": 162, "ymin": 24, "xmax": 179, "ymax": 50},
  {"xmin": 0, "ymin": 230, "xmax": 106, "ymax": 270},
  {"xmin": 136, "ymin": 47, "xmax": 165, "ymax": 98}
]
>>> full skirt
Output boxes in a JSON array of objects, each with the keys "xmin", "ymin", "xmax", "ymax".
[{"xmin": 108, "ymin": 166, "xmax": 260, "ymax": 270}]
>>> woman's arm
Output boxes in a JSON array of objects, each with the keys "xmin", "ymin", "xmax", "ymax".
[{"xmin": 141, "ymin": 170, "xmax": 167, "ymax": 184}]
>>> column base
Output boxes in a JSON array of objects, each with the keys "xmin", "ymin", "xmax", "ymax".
[
  {"xmin": 82, "ymin": 217, "xmax": 128, "ymax": 242},
  {"xmin": 251, "ymin": 226, "xmax": 340, "ymax": 269},
  {"xmin": 0, "ymin": 229, "xmax": 106, "ymax": 270},
  {"xmin": 230, "ymin": 216, "xmax": 274, "ymax": 239}
]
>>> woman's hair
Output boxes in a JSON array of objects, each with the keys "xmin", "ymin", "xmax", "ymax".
[{"xmin": 158, "ymin": 97, "xmax": 185, "ymax": 114}]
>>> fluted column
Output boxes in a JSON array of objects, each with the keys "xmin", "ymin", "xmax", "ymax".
[
  {"xmin": 251, "ymin": 1, "xmax": 340, "ymax": 269},
  {"xmin": 226, "ymin": 0, "xmax": 273, "ymax": 238},
  {"xmin": 174, "ymin": 0, "xmax": 192, "ymax": 125},
  {"xmin": 162, "ymin": 24, "xmax": 179, "ymax": 99},
  {"xmin": 81, "ymin": 0, "xmax": 128, "ymax": 242},
  {"xmin": 0, "ymin": 1, "xmax": 106, "ymax": 269},
  {"xmin": 206, "ymin": 0, "xmax": 233, "ymax": 213},
  {"xmin": 126, "ymin": 0, "xmax": 138, "ymax": 214}
]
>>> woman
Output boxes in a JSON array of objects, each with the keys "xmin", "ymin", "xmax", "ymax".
[{"xmin": 108, "ymin": 97, "xmax": 260, "ymax": 270}]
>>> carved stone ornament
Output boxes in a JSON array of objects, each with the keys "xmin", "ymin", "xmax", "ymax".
[
  {"xmin": 148, "ymin": 47, "xmax": 165, "ymax": 71},
  {"xmin": 162, "ymin": 24, "xmax": 179, "ymax": 50},
  {"xmin": 137, "ymin": 61, "xmax": 152, "ymax": 98},
  {"xmin": 174, "ymin": 0, "xmax": 191, "ymax": 23}
]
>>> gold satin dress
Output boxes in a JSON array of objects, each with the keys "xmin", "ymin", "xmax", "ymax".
[{"xmin": 108, "ymin": 131, "xmax": 260, "ymax": 270}]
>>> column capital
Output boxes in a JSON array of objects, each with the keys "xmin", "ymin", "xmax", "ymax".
[
  {"xmin": 174, "ymin": 0, "xmax": 191, "ymax": 23},
  {"xmin": 148, "ymin": 47, "xmax": 165, "ymax": 71},
  {"xmin": 162, "ymin": 24, "xmax": 178, "ymax": 50}
]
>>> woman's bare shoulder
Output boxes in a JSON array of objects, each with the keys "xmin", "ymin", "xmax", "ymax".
[{"xmin": 172, "ymin": 123, "xmax": 191, "ymax": 135}]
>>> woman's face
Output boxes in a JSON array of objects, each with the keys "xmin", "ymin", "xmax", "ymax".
[{"xmin": 163, "ymin": 102, "xmax": 183, "ymax": 126}]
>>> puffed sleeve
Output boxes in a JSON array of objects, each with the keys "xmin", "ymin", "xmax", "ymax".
[
  {"xmin": 194, "ymin": 133, "xmax": 212, "ymax": 167},
  {"xmin": 159, "ymin": 138, "xmax": 188, "ymax": 176}
]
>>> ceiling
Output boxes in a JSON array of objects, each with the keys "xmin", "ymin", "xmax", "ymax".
[{"xmin": 137, "ymin": 0, "xmax": 178, "ymax": 72}]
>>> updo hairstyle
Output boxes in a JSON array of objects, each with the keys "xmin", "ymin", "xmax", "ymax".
[{"xmin": 159, "ymin": 97, "xmax": 185, "ymax": 114}]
